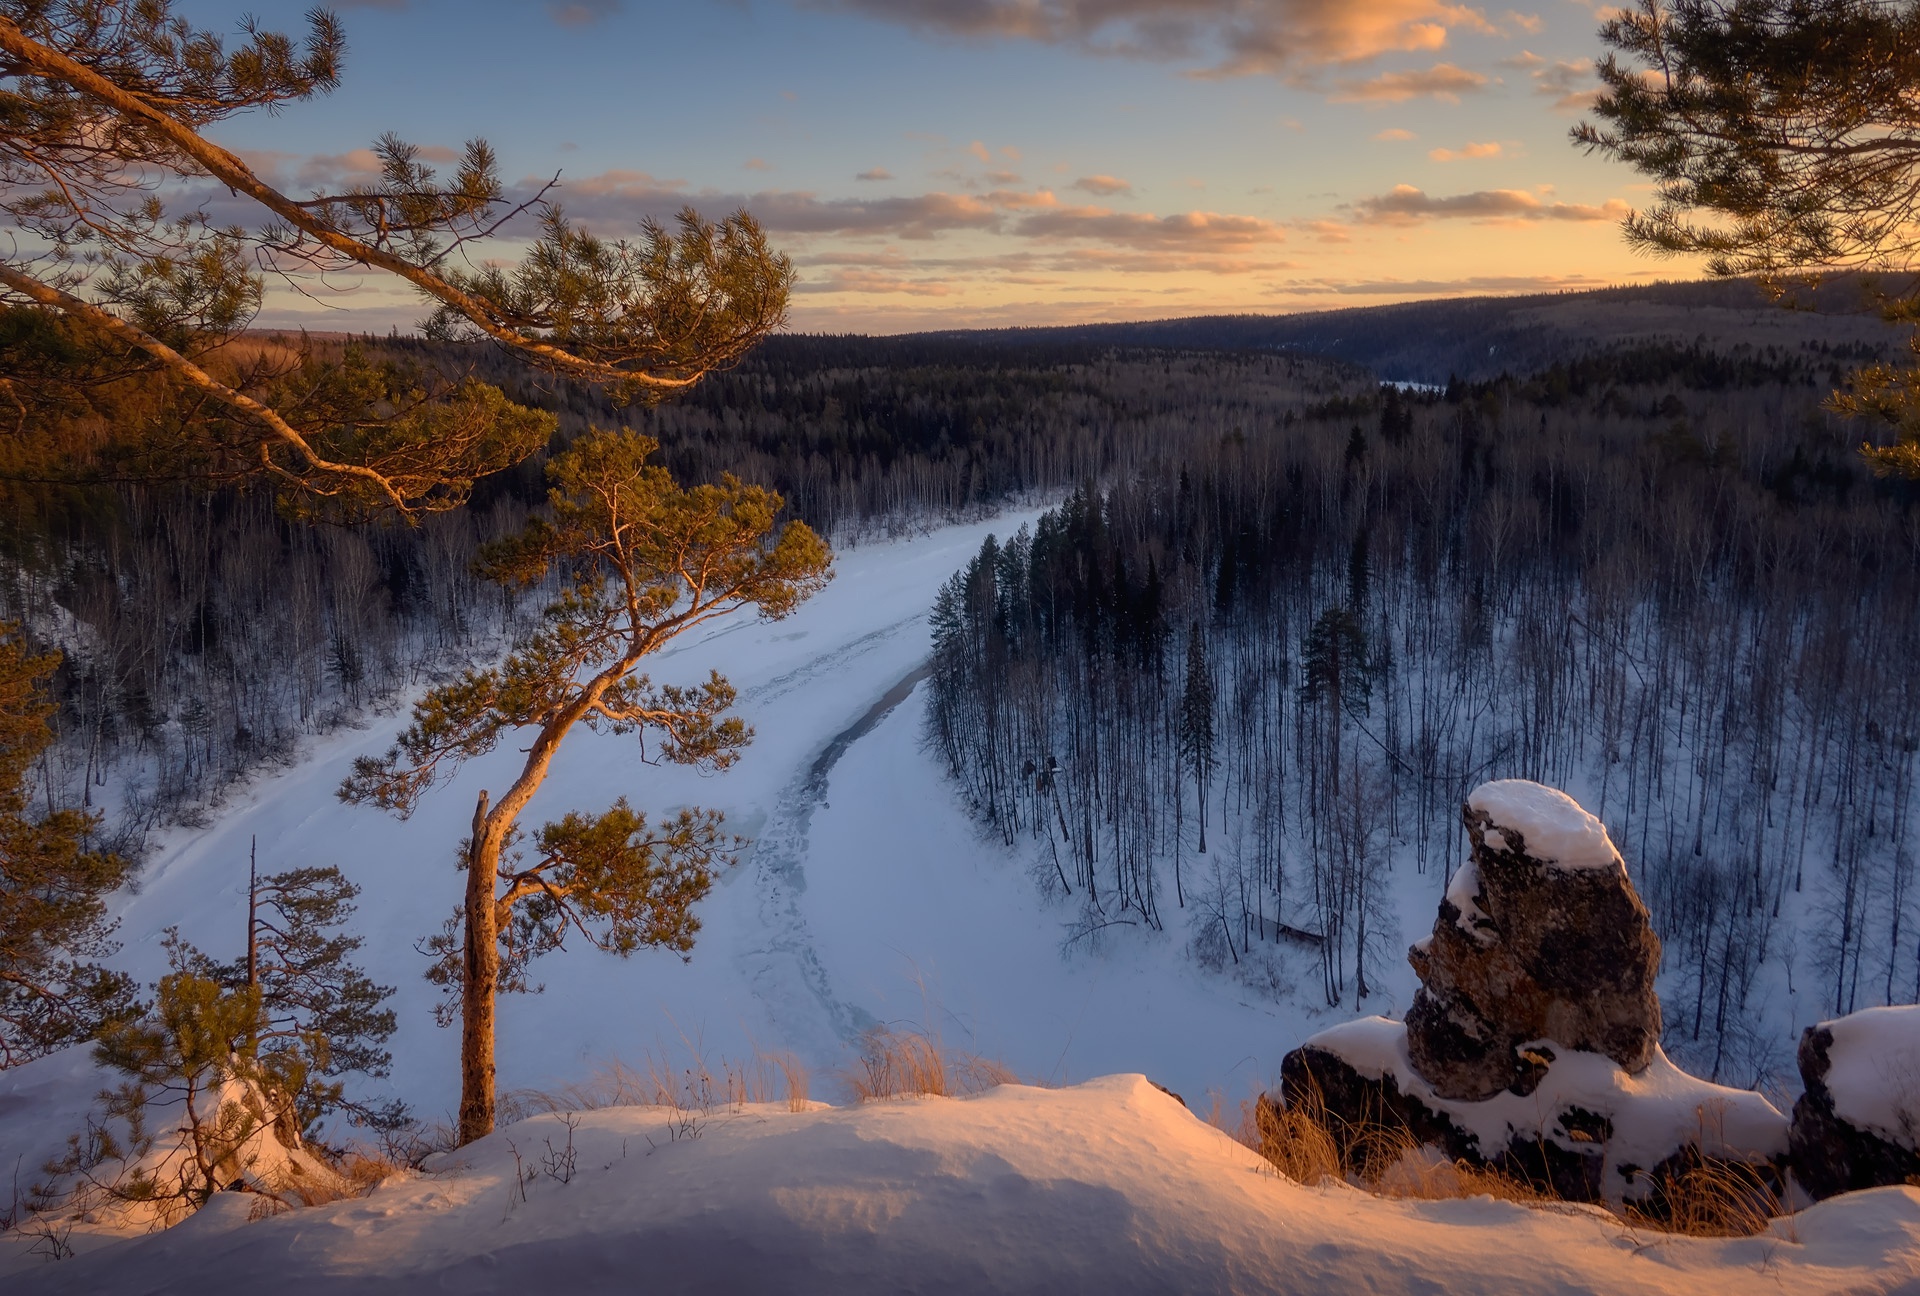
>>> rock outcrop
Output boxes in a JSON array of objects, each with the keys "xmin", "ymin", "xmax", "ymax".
[
  {"xmin": 1791, "ymin": 1007, "xmax": 1920, "ymax": 1200},
  {"xmin": 1405, "ymin": 779, "xmax": 1663, "ymax": 1101},
  {"xmin": 1276, "ymin": 1016, "xmax": 1788, "ymax": 1206},
  {"xmin": 1272, "ymin": 780, "xmax": 1787, "ymax": 1211}
]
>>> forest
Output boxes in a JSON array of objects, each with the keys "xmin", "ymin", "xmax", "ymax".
[
  {"xmin": 8, "ymin": 296, "xmax": 1917, "ymax": 1092},
  {"xmin": 924, "ymin": 345, "xmax": 1920, "ymax": 1089},
  {"xmin": 0, "ymin": 319, "xmax": 1360, "ymax": 846}
]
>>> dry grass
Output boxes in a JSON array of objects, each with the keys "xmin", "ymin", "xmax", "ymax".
[
  {"xmin": 501, "ymin": 1048, "xmax": 814, "ymax": 1124},
  {"xmin": 1230, "ymin": 1083, "xmax": 1779, "ymax": 1238},
  {"xmin": 1621, "ymin": 1155, "xmax": 1784, "ymax": 1238},
  {"xmin": 1242, "ymin": 1090, "xmax": 1343, "ymax": 1187},
  {"xmin": 844, "ymin": 1025, "xmax": 1017, "ymax": 1102}
]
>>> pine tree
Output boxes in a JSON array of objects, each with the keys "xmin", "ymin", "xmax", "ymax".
[
  {"xmin": 0, "ymin": 625, "xmax": 136, "ymax": 1067},
  {"xmin": 72, "ymin": 970, "xmax": 333, "ymax": 1220},
  {"xmin": 162, "ymin": 849, "xmax": 402, "ymax": 1134},
  {"xmin": 340, "ymin": 430, "xmax": 832, "ymax": 1143},
  {"xmin": 1178, "ymin": 622, "xmax": 1217, "ymax": 870},
  {"xmin": 0, "ymin": 2, "xmax": 792, "ymax": 512},
  {"xmin": 1576, "ymin": 0, "xmax": 1920, "ymax": 476},
  {"xmin": 1302, "ymin": 606, "xmax": 1372, "ymax": 712}
]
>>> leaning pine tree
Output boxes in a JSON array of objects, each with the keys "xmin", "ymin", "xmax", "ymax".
[{"xmin": 340, "ymin": 431, "xmax": 832, "ymax": 1144}]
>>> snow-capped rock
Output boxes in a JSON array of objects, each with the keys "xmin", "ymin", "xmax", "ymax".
[
  {"xmin": 1792, "ymin": 1005, "xmax": 1920, "ymax": 1200},
  {"xmin": 1406, "ymin": 781, "xmax": 1663, "ymax": 1101}
]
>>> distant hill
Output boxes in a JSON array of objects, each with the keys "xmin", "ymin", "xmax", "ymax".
[{"xmin": 917, "ymin": 277, "xmax": 1913, "ymax": 383}]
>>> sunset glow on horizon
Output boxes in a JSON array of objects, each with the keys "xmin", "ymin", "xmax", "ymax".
[{"xmin": 207, "ymin": 0, "xmax": 1700, "ymax": 334}]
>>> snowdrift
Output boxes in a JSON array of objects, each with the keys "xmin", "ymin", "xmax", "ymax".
[{"xmin": 7, "ymin": 1074, "xmax": 1920, "ymax": 1295}]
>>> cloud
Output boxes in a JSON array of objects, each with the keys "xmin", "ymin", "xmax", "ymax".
[
  {"xmin": 1014, "ymin": 205, "xmax": 1285, "ymax": 250},
  {"xmin": 237, "ymin": 144, "xmax": 458, "ymax": 196},
  {"xmin": 986, "ymin": 169, "xmax": 1024, "ymax": 183},
  {"xmin": 1350, "ymin": 184, "xmax": 1629, "ymax": 223},
  {"xmin": 799, "ymin": 246, "xmax": 1292, "ymax": 277},
  {"xmin": 551, "ymin": 172, "xmax": 1011, "ymax": 238},
  {"xmin": 797, "ymin": 268, "xmax": 954, "ymax": 296},
  {"xmin": 1373, "ymin": 128, "xmax": 1417, "ymax": 141},
  {"xmin": 1502, "ymin": 9, "xmax": 1542, "ymax": 34},
  {"xmin": 856, "ymin": 167, "xmax": 894, "ymax": 181},
  {"xmin": 497, "ymin": 169, "xmax": 1292, "ymax": 256},
  {"xmin": 803, "ymin": 1, "xmax": 1497, "ymax": 79},
  {"xmin": 546, "ymin": 0, "xmax": 620, "ymax": 25},
  {"xmin": 967, "ymin": 140, "xmax": 993, "ymax": 162},
  {"xmin": 1529, "ymin": 57, "xmax": 1598, "ymax": 111},
  {"xmin": 1428, "ymin": 140, "xmax": 1503, "ymax": 161},
  {"xmin": 1333, "ymin": 62, "xmax": 1488, "ymax": 102},
  {"xmin": 1072, "ymin": 174, "xmax": 1134, "ymax": 196},
  {"xmin": 744, "ymin": 158, "xmax": 774, "ymax": 172},
  {"xmin": 1287, "ymin": 272, "xmax": 1618, "ymax": 296}
]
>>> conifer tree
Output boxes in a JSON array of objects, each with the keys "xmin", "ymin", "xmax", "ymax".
[
  {"xmin": 1576, "ymin": 0, "xmax": 1920, "ymax": 475},
  {"xmin": 1178, "ymin": 622, "xmax": 1216, "ymax": 867},
  {"xmin": 340, "ymin": 430, "xmax": 832, "ymax": 1143},
  {"xmin": 0, "ymin": 2, "xmax": 792, "ymax": 512},
  {"xmin": 162, "ymin": 855, "xmax": 402, "ymax": 1133},
  {"xmin": 0, "ymin": 625, "xmax": 136, "ymax": 1067}
]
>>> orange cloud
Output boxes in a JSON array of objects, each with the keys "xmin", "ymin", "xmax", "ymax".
[
  {"xmin": 1374, "ymin": 128, "xmax": 1417, "ymax": 142},
  {"xmin": 1015, "ymin": 205, "xmax": 1285, "ymax": 250},
  {"xmin": 1428, "ymin": 141, "xmax": 1504, "ymax": 161},
  {"xmin": 1351, "ymin": 184, "xmax": 1629, "ymax": 223},
  {"xmin": 797, "ymin": 268, "xmax": 953, "ymax": 296},
  {"xmin": 1073, "ymin": 174, "xmax": 1134, "ymax": 196},
  {"xmin": 1333, "ymin": 63, "xmax": 1489, "ymax": 103},
  {"xmin": 856, "ymin": 167, "xmax": 893, "ymax": 181},
  {"xmin": 806, "ymin": 2, "xmax": 1497, "ymax": 78}
]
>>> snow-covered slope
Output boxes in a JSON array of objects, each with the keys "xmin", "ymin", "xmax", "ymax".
[
  {"xmin": 9, "ymin": 1075, "xmax": 1919, "ymax": 1296},
  {"xmin": 46, "ymin": 511, "xmax": 1385, "ymax": 1144}
]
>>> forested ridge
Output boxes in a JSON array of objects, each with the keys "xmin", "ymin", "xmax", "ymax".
[
  {"xmin": 0, "ymin": 318, "xmax": 1363, "ymax": 844},
  {"xmin": 926, "ymin": 350, "xmax": 1920, "ymax": 1089}
]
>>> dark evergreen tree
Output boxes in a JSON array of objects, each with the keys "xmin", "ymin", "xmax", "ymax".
[
  {"xmin": 1179, "ymin": 622, "xmax": 1217, "ymax": 867},
  {"xmin": 0, "ymin": 625, "xmax": 136, "ymax": 1067}
]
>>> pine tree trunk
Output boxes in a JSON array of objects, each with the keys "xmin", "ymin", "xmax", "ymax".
[{"xmin": 459, "ymin": 789, "xmax": 501, "ymax": 1145}]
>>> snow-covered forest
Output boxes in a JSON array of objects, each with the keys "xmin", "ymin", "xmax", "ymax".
[
  {"xmin": 925, "ymin": 352, "xmax": 1920, "ymax": 1092},
  {"xmin": 0, "ymin": 339, "xmax": 1364, "ymax": 846}
]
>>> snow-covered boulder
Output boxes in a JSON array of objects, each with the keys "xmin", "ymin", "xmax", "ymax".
[
  {"xmin": 1792, "ymin": 1005, "xmax": 1920, "ymax": 1200},
  {"xmin": 1405, "ymin": 780, "xmax": 1663, "ymax": 1101},
  {"xmin": 1280, "ymin": 1017, "xmax": 1788, "ymax": 1206}
]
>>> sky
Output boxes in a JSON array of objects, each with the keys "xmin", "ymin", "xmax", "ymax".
[{"xmin": 185, "ymin": 0, "xmax": 1698, "ymax": 334}]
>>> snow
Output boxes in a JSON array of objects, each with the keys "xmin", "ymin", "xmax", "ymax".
[
  {"xmin": 1820, "ymin": 1005, "xmax": 1920, "ymax": 1149},
  {"xmin": 1443, "ymin": 857, "xmax": 1495, "ymax": 945},
  {"xmin": 9, "ymin": 514, "xmax": 1920, "ymax": 1286},
  {"xmin": 1303, "ymin": 1018, "xmax": 1788, "ymax": 1201},
  {"xmin": 13, "ymin": 511, "xmax": 1361, "ymax": 1141},
  {"xmin": 6, "ymin": 1073, "xmax": 1918, "ymax": 1295},
  {"xmin": 1467, "ymin": 780, "xmax": 1622, "ymax": 871}
]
